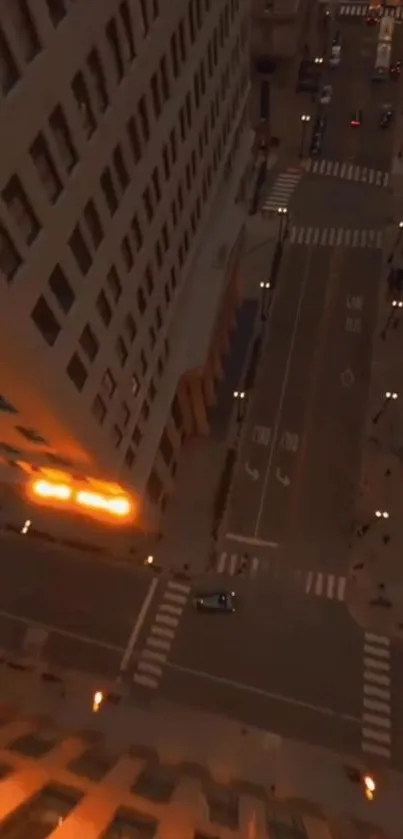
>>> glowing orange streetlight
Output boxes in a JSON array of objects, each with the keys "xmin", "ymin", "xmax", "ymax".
[
  {"xmin": 92, "ymin": 690, "xmax": 104, "ymax": 713},
  {"xmin": 363, "ymin": 774, "xmax": 376, "ymax": 801}
]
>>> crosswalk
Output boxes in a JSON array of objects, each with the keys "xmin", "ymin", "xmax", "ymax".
[
  {"xmin": 133, "ymin": 580, "xmax": 190, "ymax": 690},
  {"xmin": 262, "ymin": 167, "xmax": 302, "ymax": 213},
  {"xmin": 361, "ymin": 633, "xmax": 391, "ymax": 760},
  {"xmin": 216, "ymin": 552, "xmax": 346, "ymax": 601},
  {"xmin": 289, "ymin": 226, "xmax": 383, "ymax": 248},
  {"xmin": 304, "ymin": 158, "xmax": 390, "ymax": 188},
  {"xmin": 340, "ymin": 3, "xmax": 403, "ymax": 19}
]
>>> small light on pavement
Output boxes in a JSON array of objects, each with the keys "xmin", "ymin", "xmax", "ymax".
[
  {"xmin": 399, "ymin": 221, "xmax": 403, "ymax": 229},
  {"xmin": 363, "ymin": 774, "xmax": 376, "ymax": 801},
  {"xmin": 92, "ymin": 690, "xmax": 104, "ymax": 713},
  {"xmin": 145, "ymin": 555, "xmax": 154, "ymax": 565},
  {"xmin": 385, "ymin": 391, "xmax": 398, "ymax": 400},
  {"xmin": 21, "ymin": 519, "xmax": 31, "ymax": 535},
  {"xmin": 375, "ymin": 510, "xmax": 389, "ymax": 519}
]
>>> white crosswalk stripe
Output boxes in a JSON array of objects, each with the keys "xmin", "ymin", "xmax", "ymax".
[
  {"xmin": 304, "ymin": 158, "xmax": 390, "ymax": 187},
  {"xmin": 289, "ymin": 226, "xmax": 383, "ymax": 249},
  {"xmin": 304, "ymin": 571, "xmax": 346, "ymax": 601},
  {"xmin": 362, "ymin": 633, "xmax": 391, "ymax": 759},
  {"xmin": 340, "ymin": 3, "xmax": 403, "ymax": 18},
  {"xmin": 133, "ymin": 580, "xmax": 190, "ymax": 690},
  {"xmin": 216, "ymin": 552, "xmax": 260, "ymax": 578},
  {"xmin": 262, "ymin": 168, "xmax": 301, "ymax": 212}
]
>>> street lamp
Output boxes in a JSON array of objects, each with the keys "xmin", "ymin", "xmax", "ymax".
[
  {"xmin": 380, "ymin": 298, "xmax": 403, "ymax": 340},
  {"xmin": 260, "ymin": 281, "xmax": 271, "ymax": 321},
  {"xmin": 358, "ymin": 509, "xmax": 389, "ymax": 536},
  {"xmin": 372, "ymin": 390, "xmax": 398, "ymax": 424},
  {"xmin": 233, "ymin": 390, "xmax": 246, "ymax": 422},
  {"xmin": 299, "ymin": 114, "xmax": 311, "ymax": 159},
  {"xmin": 277, "ymin": 206, "xmax": 288, "ymax": 241}
]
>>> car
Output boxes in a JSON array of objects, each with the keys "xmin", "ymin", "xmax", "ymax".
[
  {"xmin": 365, "ymin": 11, "xmax": 379, "ymax": 25},
  {"xmin": 390, "ymin": 61, "xmax": 402, "ymax": 80},
  {"xmin": 380, "ymin": 104, "xmax": 394, "ymax": 128},
  {"xmin": 329, "ymin": 44, "xmax": 341, "ymax": 67},
  {"xmin": 193, "ymin": 590, "xmax": 236, "ymax": 613},
  {"xmin": 309, "ymin": 115, "xmax": 327, "ymax": 156},
  {"xmin": 319, "ymin": 84, "xmax": 333, "ymax": 105},
  {"xmin": 350, "ymin": 108, "xmax": 363, "ymax": 127},
  {"xmin": 296, "ymin": 59, "xmax": 321, "ymax": 93}
]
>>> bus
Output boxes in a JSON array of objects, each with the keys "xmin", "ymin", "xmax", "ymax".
[
  {"xmin": 373, "ymin": 42, "xmax": 392, "ymax": 79},
  {"xmin": 379, "ymin": 15, "xmax": 394, "ymax": 43}
]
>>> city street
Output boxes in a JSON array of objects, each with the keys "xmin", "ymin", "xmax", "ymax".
[{"xmin": 0, "ymin": 535, "xmax": 155, "ymax": 677}]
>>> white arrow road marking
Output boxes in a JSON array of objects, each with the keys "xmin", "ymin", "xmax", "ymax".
[
  {"xmin": 245, "ymin": 462, "xmax": 259, "ymax": 480},
  {"xmin": 276, "ymin": 467, "xmax": 290, "ymax": 487}
]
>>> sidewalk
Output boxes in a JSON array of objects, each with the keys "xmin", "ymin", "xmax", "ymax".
[
  {"xmin": 346, "ymin": 217, "xmax": 403, "ymax": 640},
  {"xmin": 150, "ymin": 213, "xmax": 281, "ymax": 579},
  {"xmin": 0, "ymin": 663, "xmax": 400, "ymax": 838}
]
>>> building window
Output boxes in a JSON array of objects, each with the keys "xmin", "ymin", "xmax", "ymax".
[
  {"xmin": 160, "ymin": 430, "xmax": 174, "ymax": 465},
  {"xmin": 100, "ymin": 167, "xmax": 118, "ymax": 216},
  {"xmin": 106, "ymin": 266, "xmax": 122, "ymax": 302},
  {"xmin": 160, "ymin": 57, "xmax": 170, "ymax": 100},
  {"xmin": 71, "ymin": 72, "xmax": 96, "ymax": 138},
  {"xmin": 145, "ymin": 264, "xmax": 154, "ymax": 295},
  {"xmin": 0, "ymin": 26, "xmax": 20, "ymax": 95},
  {"xmin": 125, "ymin": 446, "xmax": 135, "ymax": 467},
  {"xmin": 96, "ymin": 290, "xmax": 112, "ymax": 326},
  {"xmin": 1, "ymin": 175, "xmax": 40, "ymax": 246},
  {"xmin": 151, "ymin": 167, "xmax": 161, "ymax": 203},
  {"xmin": 132, "ymin": 424, "xmax": 142, "ymax": 445},
  {"xmin": 83, "ymin": 199, "xmax": 103, "ymax": 249},
  {"xmin": 67, "ymin": 353, "xmax": 88, "ymax": 392},
  {"xmin": 127, "ymin": 116, "xmax": 141, "ymax": 163},
  {"xmin": 119, "ymin": 1, "xmax": 136, "ymax": 60},
  {"xmin": 124, "ymin": 313, "xmax": 136, "ymax": 343},
  {"xmin": 0, "ymin": 225, "xmax": 21, "ymax": 282},
  {"xmin": 10, "ymin": 0, "xmax": 41, "ymax": 62},
  {"xmin": 162, "ymin": 223, "xmax": 169, "ymax": 251},
  {"xmin": 147, "ymin": 469, "xmax": 163, "ymax": 503},
  {"xmin": 116, "ymin": 336, "xmax": 128, "ymax": 366},
  {"xmin": 49, "ymin": 105, "xmax": 78, "ymax": 173},
  {"xmin": 45, "ymin": 0, "xmax": 67, "ymax": 26},
  {"xmin": 29, "ymin": 133, "xmax": 62, "ymax": 204},
  {"xmin": 120, "ymin": 401, "xmax": 130, "ymax": 427},
  {"xmin": 138, "ymin": 96, "xmax": 150, "ymax": 142},
  {"xmin": 131, "ymin": 214, "xmax": 143, "ymax": 252},
  {"xmin": 121, "ymin": 236, "xmax": 134, "ymax": 271},
  {"xmin": 101, "ymin": 368, "xmax": 117, "ymax": 399},
  {"xmin": 151, "ymin": 72, "xmax": 161, "ymax": 118},
  {"xmin": 92, "ymin": 393, "xmax": 107, "ymax": 425},
  {"xmin": 15, "ymin": 426, "xmax": 47, "ymax": 444},
  {"xmin": 106, "ymin": 17, "xmax": 124, "ymax": 82},
  {"xmin": 137, "ymin": 287, "xmax": 146, "ymax": 314},
  {"xmin": 162, "ymin": 145, "xmax": 170, "ymax": 181},
  {"xmin": 170, "ymin": 32, "xmax": 179, "ymax": 78},
  {"xmin": 31, "ymin": 295, "xmax": 61, "ymax": 347},
  {"xmin": 113, "ymin": 144, "xmax": 129, "ymax": 192},
  {"xmin": 148, "ymin": 379, "xmax": 157, "ymax": 402},
  {"xmin": 0, "ymin": 395, "xmax": 18, "ymax": 414},
  {"xmin": 68, "ymin": 225, "xmax": 92, "ymax": 275},
  {"xmin": 79, "ymin": 324, "xmax": 99, "ymax": 362},
  {"xmin": 48, "ymin": 264, "xmax": 75, "ymax": 314},
  {"xmin": 87, "ymin": 47, "xmax": 108, "ymax": 112},
  {"xmin": 139, "ymin": 0, "xmax": 149, "ymax": 35},
  {"xmin": 111, "ymin": 424, "xmax": 123, "ymax": 448},
  {"xmin": 149, "ymin": 326, "xmax": 156, "ymax": 348},
  {"xmin": 142, "ymin": 187, "xmax": 153, "ymax": 222},
  {"xmin": 139, "ymin": 350, "xmax": 147, "ymax": 374}
]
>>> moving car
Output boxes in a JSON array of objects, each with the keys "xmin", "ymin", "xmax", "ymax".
[
  {"xmin": 379, "ymin": 103, "xmax": 394, "ymax": 128},
  {"xmin": 319, "ymin": 84, "xmax": 333, "ymax": 105},
  {"xmin": 309, "ymin": 115, "xmax": 327, "ymax": 156},
  {"xmin": 390, "ymin": 61, "xmax": 402, "ymax": 80},
  {"xmin": 194, "ymin": 591, "xmax": 236, "ymax": 613},
  {"xmin": 350, "ymin": 108, "xmax": 363, "ymax": 127}
]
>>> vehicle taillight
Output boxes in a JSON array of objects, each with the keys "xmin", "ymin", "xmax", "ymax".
[{"xmin": 351, "ymin": 120, "xmax": 360, "ymax": 126}]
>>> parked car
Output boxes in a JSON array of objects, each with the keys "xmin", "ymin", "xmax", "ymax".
[{"xmin": 193, "ymin": 591, "xmax": 237, "ymax": 613}]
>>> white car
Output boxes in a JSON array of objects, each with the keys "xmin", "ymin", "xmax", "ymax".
[
  {"xmin": 319, "ymin": 85, "xmax": 333, "ymax": 105},
  {"xmin": 329, "ymin": 45, "xmax": 341, "ymax": 67}
]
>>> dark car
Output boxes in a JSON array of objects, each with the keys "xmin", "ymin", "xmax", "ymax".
[
  {"xmin": 193, "ymin": 591, "xmax": 236, "ymax": 613},
  {"xmin": 350, "ymin": 108, "xmax": 363, "ymax": 127},
  {"xmin": 380, "ymin": 104, "xmax": 394, "ymax": 128},
  {"xmin": 390, "ymin": 61, "xmax": 402, "ymax": 80}
]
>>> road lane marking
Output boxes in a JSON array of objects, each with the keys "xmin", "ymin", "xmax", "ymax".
[
  {"xmin": 167, "ymin": 662, "xmax": 360, "ymax": 724},
  {"xmin": 137, "ymin": 660, "xmax": 163, "ymax": 677},
  {"xmin": 120, "ymin": 577, "xmax": 159, "ymax": 672},
  {"xmin": 155, "ymin": 614, "xmax": 179, "ymax": 628},
  {"xmin": 164, "ymin": 592, "xmax": 187, "ymax": 606},
  {"xmin": 141, "ymin": 649, "xmax": 167, "ymax": 664},
  {"xmin": 361, "ymin": 633, "xmax": 391, "ymax": 759},
  {"xmin": 364, "ymin": 645, "xmax": 390, "ymax": 659},
  {"xmin": 363, "ymin": 714, "xmax": 390, "ymax": 729},
  {"xmin": 365, "ymin": 633, "xmax": 389, "ymax": 645},
  {"xmin": 158, "ymin": 604, "xmax": 184, "ymax": 617},
  {"xmin": 364, "ymin": 657, "xmax": 389, "ymax": 671},
  {"xmin": 363, "ymin": 671, "xmax": 390, "ymax": 687},
  {"xmin": 217, "ymin": 552, "xmax": 226, "ymax": 573},
  {"xmin": 362, "ymin": 743, "xmax": 391, "ymax": 759},
  {"xmin": 133, "ymin": 580, "xmax": 190, "ymax": 692},
  {"xmin": 326, "ymin": 575, "xmax": 335, "ymax": 598},
  {"xmin": 229, "ymin": 554, "xmax": 237, "ymax": 574},
  {"xmin": 133, "ymin": 674, "xmax": 159, "ymax": 689},
  {"xmin": 362, "ymin": 728, "xmax": 391, "ymax": 745},
  {"xmin": 337, "ymin": 577, "xmax": 346, "ymax": 600},
  {"xmin": 314, "ymin": 573, "xmax": 323, "ymax": 595},
  {"xmin": 150, "ymin": 625, "xmax": 175, "ymax": 639},
  {"xmin": 305, "ymin": 571, "xmax": 313, "ymax": 593},
  {"xmin": 147, "ymin": 636, "xmax": 172, "ymax": 651},
  {"xmin": 363, "ymin": 699, "xmax": 390, "ymax": 715},
  {"xmin": 167, "ymin": 581, "xmax": 190, "ymax": 594},
  {"xmin": 225, "ymin": 533, "xmax": 278, "ymax": 548},
  {"xmin": 0, "ymin": 606, "xmax": 123, "ymax": 653},
  {"xmin": 364, "ymin": 685, "xmax": 390, "ymax": 700},
  {"xmin": 254, "ymin": 248, "xmax": 313, "ymax": 538}
]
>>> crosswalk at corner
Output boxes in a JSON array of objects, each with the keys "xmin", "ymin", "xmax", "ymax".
[
  {"xmin": 361, "ymin": 633, "xmax": 391, "ymax": 760},
  {"xmin": 304, "ymin": 158, "xmax": 390, "ymax": 188},
  {"xmin": 133, "ymin": 580, "xmax": 190, "ymax": 691},
  {"xmin": 340, "ymin": 3, "xmax": 403, "ymax": 19},
  {"xmin": 290, "ymin": 226, "xmax": 383, "ymax": 249},
  {"xmin": 216, "ymin": 552, "xmax": 347, "ymax": 602},
  {"xmin": 304, "ymin": 570, "xmax": 346, "ymax": 601},
  {"xmin": 262, "ymin": 168, "xmax": 301, "ymax": 213}
]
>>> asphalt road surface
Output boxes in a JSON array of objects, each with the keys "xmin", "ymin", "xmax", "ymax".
[{"xmin": 0, "ymin": 535, "xmax": 153, "ymax": 677}]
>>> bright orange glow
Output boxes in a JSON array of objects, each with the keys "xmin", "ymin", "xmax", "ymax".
[
  {"xmin": 32, "ymin": 479, "xmax": 72, "ymax": 501},
  {"xmin": 76, "ymin": 490, "xmax": 131, "ymax": 517},
  {"xmin": 92, "ymin": 690, "xmax": 104, "ymax": 712},
  {"xmin": 363, "ymin": 775, "xmax": 376, "ymax": 800}
]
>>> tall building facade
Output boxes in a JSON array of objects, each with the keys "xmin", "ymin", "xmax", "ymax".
[{"xmin": 0, "ymin": 0, "xmax": 252, "ymax": 529}]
